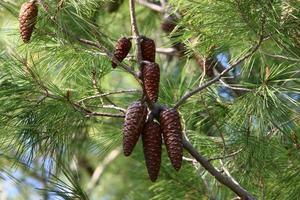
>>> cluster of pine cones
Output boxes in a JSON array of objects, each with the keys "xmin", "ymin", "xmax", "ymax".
[
  {"xmin": 19, "ymin": 0, "xmax": 184, "ymax": 182},
  {"xmin": 111, "ymin": 37, "xmax": 183, "ymax": 182}
]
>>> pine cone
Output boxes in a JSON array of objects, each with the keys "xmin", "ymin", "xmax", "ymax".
[
  {"xmin": 161, "ymin": 20, "xmax": 176, "ymax": 33},
  {"xmin": 123, "ymin": 101, "xmax": 148, "ymax": 156},
  {"xmin": 161, "ymin": 15, "xmax": 178, "ymax": 33},
  {"xmin": 159, "ymin": 108, "xmax": 183, "ymax": 171},
  {"xmin": 195, "ymin": 55, "xmax": 215, "ymax": 77},
  {"xmin": 142, "ymin": 62, "xmax": 160, "ymax": 103},
  {"xmin": 141, "ymin": 37, "xmax": 156, "ymax": 62},
  {"xmin": 19, "ymin": 1, "xmax": 38, "ymax": 43},
  {"xmin": 142, "ymin": 120, "xmax": 162, "ymax": 182},
  {"xmin": 106, "ymin": 0, "xmax": 124, "ymax": 13},
  {"xmin": 112, "ymin": 37, "xmax": 132, "ymax": 68}
]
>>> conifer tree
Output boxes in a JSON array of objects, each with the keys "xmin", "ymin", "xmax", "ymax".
[{"xmin": 0, "ymin": 0, "xmax": 299, "ymax": 199}]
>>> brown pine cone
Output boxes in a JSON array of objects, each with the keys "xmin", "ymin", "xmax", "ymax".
[
  {"xmin": 142, "ymin": 62, "xmax": 160, "ymax": 103},
  {"xmin": 123, "ymin": 101, "xmax": 148, "ymax": 156},
  {"xmin": 161, "ymin": 20, "xmax": 176, "ymax": 33},
  {"xmin": 141, "ymin": 37, "xmax": 156, "ymax": 62},
  {"xmin": 142, "ymin": 120, "xmax": 162, "ymax": 182},
  {"xmin": 106, "ymin": 0, "xmax": 124, "ymax": 13},
  {"xmin": 19, "ymin": 1, "xmax": 38, "ymax": 43},
  {"xmin": 195, "ymin": 55, "xmax": 215, "ymax": 77},
  {"xmin": 159, "ymin": 108, "xmax": 183, "ymax": 171},
  {"xmin": 112, "ymin": 37, "xmax": 132, "ymax": 68},
  {"xmin": 161, "ymin": 15, "xmax": 178, "ymax": 33}
]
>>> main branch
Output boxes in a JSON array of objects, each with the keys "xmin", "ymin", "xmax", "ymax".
[{"xmin": 182, "ymin": 137, "xmax": 256, "ymax": 200}]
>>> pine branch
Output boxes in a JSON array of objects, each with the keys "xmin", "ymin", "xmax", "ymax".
[
  {"xmin": 37, "ymin": 2, "xmax": 140, "ymax": 80},
  {"xmin": 71, "ymin": 102, "xmax": 125, "ymax": 118},
  {"xmin": 156, "ymin": 47, "xmax": 180, "ymax": 56},
  {"xmin": 129, "ymin": 0, "xmax": 156, "ymax": 109},
  {"xmin": 11, "ymin": 56, "xmax": 126, "ymax": 119},
  {"xmin": 129, "ymin": 0, "xmax": 142, "ymax": 64},
  {"xmin": 174, "ymin": 35, "xmax": 264, "ymax": 109},
  {"xmin": 135, "ymin": 0, "xmax": 164, "ymax": 13},
  {"xmin": 218, "ymin": 79, "xmax": 252, "ymax": 92},
  {"xmin": 91, "ymin": 69, "xmax": 119, "ymax": 108},
  {"xmin": 207, "ymin": 148, "xmax": 243, "ymax": 162},
  {"xmin": 77, "ymin": 38, "xmax": 139, "ymax": 79},
  {"xmin": 86, "ymin": 148, "xmax": 121, "ymax": 193},
  {"xmin": 182, "ymin": 136, "xmax": 256, "ymax": 200},
  {"xmin": 78, "ymin": 89, "xmax": 141, "ymax": 102}
]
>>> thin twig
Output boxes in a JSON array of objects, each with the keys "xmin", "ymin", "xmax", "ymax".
[
  {"xmin": 129, "ymin": 0, "xmax": 156, "ymax": 109},
  {"xmin": 77, "ymin": 38, "xmax": 139, "ymax": 79},
  {"xmin": 91, "ymin": 70, "xmax": 118, "ymax": 107},
  {"xmin": 101, "ymin": 105, "xmax": 126, "ymax": 113},
  {"xmin": 85, "ymin": 112, "xmax": 125, "ymax": 118},
  {"xmin": 220, "ymin": 160, "xmax": 244, "ymax": 192},
  {"xmin": 182, "ymin": 136, "xmax": 256, "ymax": 200},
  {"xmin": 72, "ymin": 102, "xmax": 125, "ymax": 118},
  {"xmin": 182, "ymin": 156, "xmax": 195, "ymax": 162},
  {"xmin": 174, "ymin": 36, "xmax": 264, "ymax": 109},
  {"xmin": 159, "ymin": 0, "xmax": 167, "ymax": 9},
  {"xmin": 37, "ymin": 2, "xmax": 140, "ymax": 80},
  {"xmin": 156, "ymin": 47, "xmax": 179, "ymax": 56},
  {"xmin": 92, "ymin": 70, "xmax": 104, "ymax": 105},
  {"xmin": 208, "ymin": 149, "xmax": 243, "ymax": 162},
  {"xmin": 86, "ymin": 148, "xmax": 121, "ymax": 193},
  {"xmin": 219, "ymin": 79, "xmax": 252, "ymax": 92},
  {"xmin": 78, "ymin": 89, "xmax": 141, "ymax": 102},
  {"xmin": 261, "ymin": 52, "xmax": 300, "ymax": 62},
  {"xmin": 129, "ymin": 0, "xmax": 142, "ymax": 64},
  {"xmin": 135, "ymin": 0, "xmax": 164, "ymax": 13}
]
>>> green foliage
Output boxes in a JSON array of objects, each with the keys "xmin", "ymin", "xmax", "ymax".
[{"xmin": 0, "ymin": 0, "xmax": 299, "ymax": 199}]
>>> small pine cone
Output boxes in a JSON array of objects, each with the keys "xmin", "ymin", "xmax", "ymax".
[
  {"xmin": 123, "ymin": 101, "xmax": 148, "ymax": 156},
  {"xmin": 112, "ymin": 37, "xmax": 132, "ymax": 68},
  {"xmin": 195, "ymin": 55, "xmax": 215, "ymax": 77},
  {"xmin": 19, "ymin": 1, "xmax": 38, "ymax": 43},
  {"xmin": 142, "ymin": 62, "xmax": 160, "ymax": 103},
  {"xmin": 159, "ymin": 108, "xmax": 183, "ymax": 171},
  {"xmin": 142, "ymin": 120, "xmax": 162, "ymax": 182},
  {"xmin": 161, "ymin": 15, "xmax": 177, "ymax": 33},
  {"xmin": 161, "ymin": 20, "xmax": 176, "ymax": 33},
  {"xmin": 141, "ymin": 37, "xmax": 156, "ymax": 62},
  {"xmin": 173, "ymin": 42, "xmax": 186, "ymax": 57},
  {"xmin": 106, "ymin": 0, "xmax": 124, "ymax": 13}
]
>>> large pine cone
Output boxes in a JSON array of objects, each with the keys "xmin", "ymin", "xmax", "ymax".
[
  {"xmin": 159, "ymin": 108, "xmax": 183, "ymax": 171},
  {"xmin": 112, "ymin": 37, "xmax": 132, "ymax": 68},
  {"xmin": 141, "ymin": 37, "xmax": 156, "ymax": 62},
  {"xmin": 142, "ymin": 62, "xmax": 160, "ymax": 103},
  {"xmin": 19, "ymin": 1, "xmax": 38, "ymax": 43},
  {"xmin": 142, "ymin": 120, "xmax": 162, "ymax": 182},
  {"xmin": 123, "ymin": 101, "xmax": 148, "ymax": 156}
]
